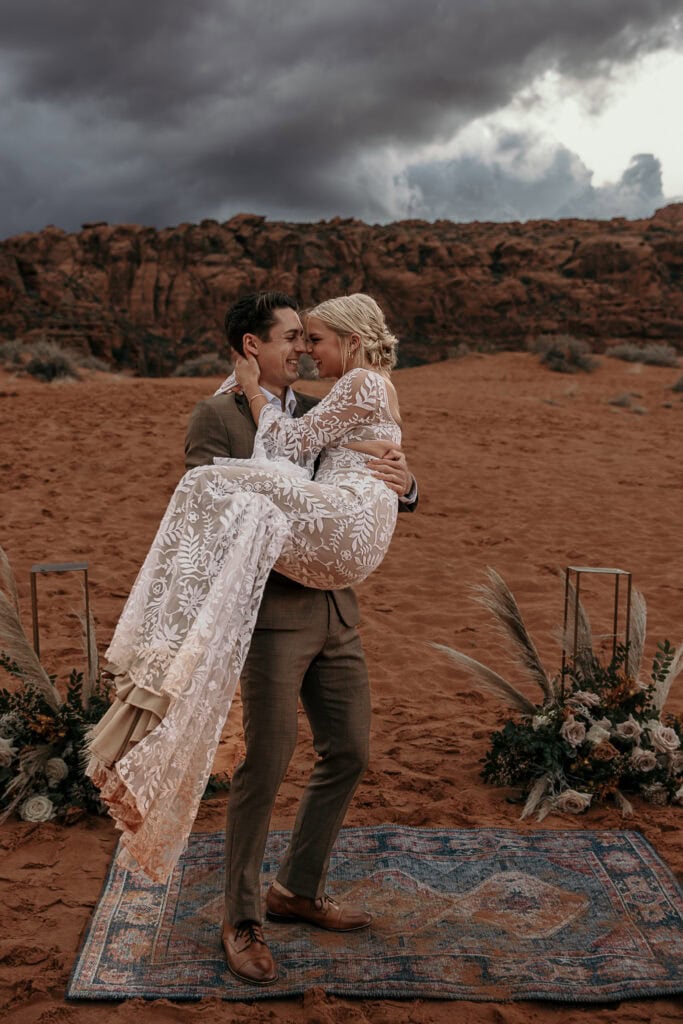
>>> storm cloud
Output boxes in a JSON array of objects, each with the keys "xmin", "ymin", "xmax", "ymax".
[
  {"xmin": 406, "ymin": 141, "xmax": 667, "ymax": 222},
  {"xmin": 1, "ymin": 0, "xmax": 682, "ymax": 236}
]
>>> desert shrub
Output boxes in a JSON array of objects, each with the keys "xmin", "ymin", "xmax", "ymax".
[
  {"xmin": 446, "ymin": 342, "xmax": 471, "ymax": 359},
  {"xmin": 172, "ymin": 353, "xmax": 232, "ymax": 377},
  {"xmin": 0, "ymin": 339, "xmax": 25, "ymax": 367},
  {"xmin": 671, "ymin": 375, "xmax": 683, "ymax": 393},
  {"xmin": 531, "ymin": 334, "xmax": 598, "ymax": 374},
  {"xmin": 640, "ymin": 344, "xmax": 679, "ymax": 367},
  {"xmin": 609, "ymin": 342, "xmax": 679, "ymax": 367},
  {"xmin": 608, "ymin": 342, "xmax": 642, "ymax": 362},
  {"xmin": 24, "ymin": 340, "xmax": 79, "ymax": 381},
  {"xmin": 76, "ymin": 354, "xmax": 111, "ymax": 372},
  {"xmin": 608, "ymin": 393, "xmax": 632, "ymax": 407},
  {"xmin": 0, "ymin": 338, "xmax": 106, "ymax": 379}
]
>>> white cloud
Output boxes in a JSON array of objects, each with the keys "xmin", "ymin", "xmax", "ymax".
[{"xmin": 470, "ymin": 48, "xmax": 683, "ymax": 198}]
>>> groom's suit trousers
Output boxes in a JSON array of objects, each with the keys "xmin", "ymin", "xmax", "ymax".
[{"xmin": 224, "ymin": 590, "xmax": 370, "ymax": 924}]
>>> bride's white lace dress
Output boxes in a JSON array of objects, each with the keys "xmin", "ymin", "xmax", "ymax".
[{"xmin": 87, "ymin": 367, "xmax": 400, "ymax": 880}]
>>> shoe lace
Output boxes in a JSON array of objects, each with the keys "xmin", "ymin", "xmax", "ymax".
[
  {"xmin": 234, "ymin": 921, "xmax": 265, "ymax": 946},
  {"xmin": 313, "ymin": 894, "xmax": 338, "ymax": 912}
]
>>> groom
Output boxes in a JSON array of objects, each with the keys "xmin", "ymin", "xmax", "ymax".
[{"xmin": 185, "ymin": 291, "xmax": 417, "ymax": 985}]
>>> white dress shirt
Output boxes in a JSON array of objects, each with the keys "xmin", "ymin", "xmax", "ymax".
[{"xmin": 259, "ymin": 384, "xmax": 297, "ymax": 417}]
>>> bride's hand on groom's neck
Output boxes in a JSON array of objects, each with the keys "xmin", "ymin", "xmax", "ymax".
[{"xmin": 234, "ymin": 352, "xmax": 262, "ymax": 395}]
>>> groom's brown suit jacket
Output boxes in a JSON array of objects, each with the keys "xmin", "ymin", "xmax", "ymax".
[{"xmin": 184, "ymin": 388, "xmax": 362, "ymax": 629}]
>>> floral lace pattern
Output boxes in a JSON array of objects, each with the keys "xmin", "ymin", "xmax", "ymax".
[{"xmin": 89, "ymin": 368, "xmax": 400, "ymax": 881}]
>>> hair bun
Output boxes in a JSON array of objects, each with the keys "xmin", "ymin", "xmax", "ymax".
[{"xmin": 305, "ymin": 293, "xmax": 398, "ymax": 372}]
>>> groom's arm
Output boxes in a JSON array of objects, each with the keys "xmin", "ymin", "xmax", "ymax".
[
  {"xmin": 185, "ymin": 399, "xmax": 231, "ymax": 470},
  {"xmin": 400, "ymin": 475, "xmax": 419, "ymax": 512}
]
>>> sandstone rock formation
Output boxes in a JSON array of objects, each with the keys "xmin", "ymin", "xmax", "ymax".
[{"xmin": 1, "ymin": 205, "xmax": 682, "ymax": 374}]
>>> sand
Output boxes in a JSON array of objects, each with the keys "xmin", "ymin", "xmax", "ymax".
[{"xmin": 1, "ymin": 352, "xmax": 682, "ymax": 1023}]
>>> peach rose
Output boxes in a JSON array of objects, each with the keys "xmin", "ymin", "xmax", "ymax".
[
  {"xmin": 593, "ymin": 741, "xmax": 619, "ymax": 762},
  {"xmin": 560, "ymin": 716, "xmax": 586, "ymax": 748},
  {"xmin": 648, "ymin": 722, "xmax": 681, "ymax": 754},
  {"xmin": 630, "ymin": 747, "xmax": 657, "ymax": 772},
  {"xmin": 614, "ymin": 716, "xmax": 642, "ymax": 742}
]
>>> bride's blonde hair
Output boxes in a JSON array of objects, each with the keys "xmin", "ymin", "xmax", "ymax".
[{"xmin": 305, "ymin": 293, "xmax": 398, "ymax": 374}]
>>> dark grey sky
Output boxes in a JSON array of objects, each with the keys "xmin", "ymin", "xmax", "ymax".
[{"xmin": 1, "ymin": 0, "xmax": 682, "ymax": 238}]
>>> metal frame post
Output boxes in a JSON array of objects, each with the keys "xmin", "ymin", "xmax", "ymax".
[
  {"xmin": 561, "ymin": 565, "xmax": 633, "ymax": 678},
  {"xmin": 30, "ymin": 561, "xmax": 92, "ymax": 678}
]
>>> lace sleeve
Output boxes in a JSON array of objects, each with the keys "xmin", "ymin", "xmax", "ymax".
[{"xmin": 256, "ymin": 368, "xmax": 386, "ymax": 469}]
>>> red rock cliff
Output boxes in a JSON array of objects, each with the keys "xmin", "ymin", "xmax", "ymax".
[{"xmin": 1, "ymin": 205, "xmax": 682, "ymax": 374}]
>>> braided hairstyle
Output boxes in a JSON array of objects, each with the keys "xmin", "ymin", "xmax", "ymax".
[{"xmin": 305, "ymin": 293, "xmax": 398, "ymax": 373}]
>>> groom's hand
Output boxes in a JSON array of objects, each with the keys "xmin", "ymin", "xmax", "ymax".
[{"xmin": 368, "ymin": 448, "xmax": 414, "ymax": 498}]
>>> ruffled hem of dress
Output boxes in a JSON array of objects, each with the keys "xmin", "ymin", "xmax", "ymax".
[
  {"xmin": 86, "ymin": 759, "xmax": 143, "ymax": 834},
  {"xmin": 86, "ymin": 677, "xmax": 169, "ymax": 840},
  {"xmin": 87, "ymin": 678, "xmax": 170, "ymax": 765}
]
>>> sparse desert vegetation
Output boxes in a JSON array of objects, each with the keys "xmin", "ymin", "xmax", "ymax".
[
  {"xmin": 0, "ymin": 338, "xmax": 111, "ymax": 381},
  {"xmin": 608, "ymin": 342, "xmax": 679, "ymax": 367},
  {"xmin": 530, "ymin": 334, "xmax": 599, "ymax": 374}
]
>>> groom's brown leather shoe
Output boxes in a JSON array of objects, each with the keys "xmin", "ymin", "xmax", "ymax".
[
  {"xmin": 265, "ymin": 885, "xmax": 372, "ymax": 931},
  {"xmin": 222, "ymin": 920, "xmax": 278, "ymax": 985}
]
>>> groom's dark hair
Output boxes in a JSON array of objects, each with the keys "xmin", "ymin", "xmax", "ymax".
[{"xmin": 225, "ymin": 292, "xmax": 298, "ymax": 355}]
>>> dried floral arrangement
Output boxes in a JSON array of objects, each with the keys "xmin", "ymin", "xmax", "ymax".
[
  {"xmin": 0, "ymin": 545, "xmax": 112, "ymax": 823},
  {"xmin": 433, "ymin": 570, "xmax": 683, "ymax": 820},
  {"xmin": 0, "ymin": 545, "xmax": 231, "ymax": 824}
]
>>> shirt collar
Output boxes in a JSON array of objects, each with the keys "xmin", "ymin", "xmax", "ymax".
[{"xmin": 259, "ymin": 384, "xmax": 297, "ymax": 417}]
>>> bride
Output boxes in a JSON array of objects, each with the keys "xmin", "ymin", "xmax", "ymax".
[{"xmin": 87, "ymin": 293, "xmax": 403, "ymax": 881}]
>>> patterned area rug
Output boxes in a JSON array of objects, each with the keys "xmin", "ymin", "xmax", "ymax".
[{"xmin": 68, "ymin": 826, "xmax": 683, "ymax": 1002}]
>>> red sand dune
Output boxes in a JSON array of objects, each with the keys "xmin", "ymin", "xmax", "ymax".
[{"xmin": 1, "ymin": 353, "xmax": 682, "ymax": 1023}]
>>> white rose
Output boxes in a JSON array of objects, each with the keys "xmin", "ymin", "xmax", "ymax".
[
  {"xmin": 555, "ymin": 789, "xmax": 592, "ymax": 814},
  {"xmin": 630, "ymin": 747, "xmax": 657, "ymax": 772},
  {"xmin": 0, "ymin": 736, "xmax": 18, "ymax": 767},
  {"xmin": 45, "ymin": 757, "xmax": 69, "ymax": 787},
  {"xmin": 560, "ymin": 716, "xmax": 586, "ymax": 747},
  {"xmin": 571, "ymin": 690, "xmax": 601, "ymax": 708},
  {"xmin": 586, "ymin": 721, "xmax": 611, "ymax": 746},
  {"xmin": 648, "ymin": 722, "xmax": 681, "ymax": 754},
  {"xmin": 614, "ymin": 716, "xmax": 642, "ymax": 742},
  {"xmin": 674, "ymin": 785, "xmax": 683, "ymax": 804},
  {"xmin": 19, "ymin": 794, "xmax": 55, "ymax": 822}
]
